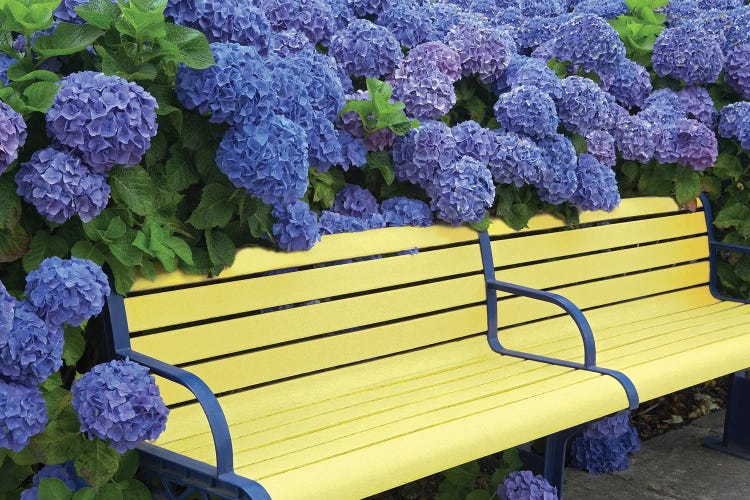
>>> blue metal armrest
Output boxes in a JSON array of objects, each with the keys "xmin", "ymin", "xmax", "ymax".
[{"xmin": 711, "ymin": 241, "xmax": 750, "ymax": 254}]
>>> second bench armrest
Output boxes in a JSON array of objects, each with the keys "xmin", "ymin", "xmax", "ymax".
[
  {"xmin": 486, "ymin": 279, "xmax": 597, "ymax": 368},
  {"xmin": 711, "ymin": 241, "xmax": 750, "ymax": 254}
]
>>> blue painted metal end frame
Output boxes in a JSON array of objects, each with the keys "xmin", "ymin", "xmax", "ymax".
[
  {"xmin": 477, "ymin": 231, "xmax": 639, "ymax": 410},
  {"xmin": 703, "ymin": 370, "xmax": 750, "ymax": 460},
  {"xmin": 102, "ymin": 292, "xmax": 271, "ymax": 499}
]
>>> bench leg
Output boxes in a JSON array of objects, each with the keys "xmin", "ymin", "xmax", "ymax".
[
  {"xmin": 703, "ymin": 370, "xmax": 750, "ymax": 460},
  {"xmin": 543, "ymin": 425, "xmax": 581, "ymax": 499}
]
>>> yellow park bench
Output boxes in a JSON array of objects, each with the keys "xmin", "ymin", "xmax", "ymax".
[{"xmin": 102, "ymin": 196, "xmax": 750, "ymax": 499}]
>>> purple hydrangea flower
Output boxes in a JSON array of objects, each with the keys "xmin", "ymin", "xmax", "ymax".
[
  {"xmin": 333, "ymin": 184, "xmax": 380, "ymax": 218},
  {"xmin": 677, "ymin": 86, "xmax": 718, "ymax": 127},
  {"xmin": 652, "ymin": 22, "xmax": 724, "ymax": 85},
  {"xmin": 515, "ymin": 15, "xmax": 568, "ymax": 52},
  {"xmin": 452, "ymin": 120, "xmax": 496, "ymax": 166},
  {"xmin": 586, "ymin": 130, "xmax": 616, "ymax": 167},
  {"xmin": 271, "ymin": 201, "xmax": 320, "ymax": 251},
  {"xmin": 494, "ymin": 86, "xmax": 559, "ymax": 139},
  {"xmin": 673, "ymin": 118, "xmax": 719, "ymax": 171},
  {"xmin": 557, "ymin": 76, "xmax": 617, "ymax": 135},
  {"xmin": 552, "ymin": 15, "xmax": 627, "ymax": 75},
  {"xmin": 328, "ymin": 0, "xmax": 353, "ymax": 28},
  {"xmin": 329, "ymin": 19, "xmax": 402, "ymax": 78},
  {"xmin": 71, "ymin": 359, "xmax": 169, "ymax": 453},
  {"xmin": 393, "ymin": 121, "xmax": 459, "ymax": 188},
  {"xmin": 261, "ymin": 0, "xmax": 335, "ymax": 44},
  {"xmin": 639, "ymin": 88, "xmax": 689, "ymax": 125},
  {"xmin": 378, "ymin": 2, "xmax": 434, "ymax": 48},
  {"xmin": 350, "ymin": 0, "xmax": 393, "ymax": 17},
  {"xmin": 25, "ymin": 257, "xmax": 110, "ymax": 328},
  {"xmin": 216, "ymin": 115, "xmax": 308, "ymax": 206},
  {"xmin": 571, "ymin": 411, "xmax": 640, "ymax": 474},
  {"xmin": 390, "ymin": 66, "xmax": 457, "ymax": 120},
  {"xmin": 0, "ymin": 53, "xmax": 14, "ymax": 85},
  {"xmin": 573, "ymin": 0, "xmax": 629, "ymax": 18},
  {"xmin": 0, "ymin": 101, "xmax": 27, "ymax": 175},
  {"xmin": 381, "ymin": 197, "xmax": 433, "ymax": 227},
  {"xmin": 599, "ymin": 60, "xmax": 652, "ymax": 109},
  {"xmin": 16, "ymin": 147, "xmax": 110, "ymax": 224},
  {"xmin": 507, "ymin": 58, "xmax": 564, "ymax": 100},
  {"xmin": 272, "ymin": 51, "xmax": 345, "ymax": 121},
  {"xmin": 401, "ymin": 42, "xmax": 463, "ymax": 82},
  {"xmin": 0, "ymin": 303, "xmax": 63, "ymax": 385},
  {"xmin": 570, "ymin": 153, "xmax": 620, "ymax": 212},
  {"xmin": 337, "ymin": 91, "xmax": 396, "ymax": 152},
  {"xmin": 498, "ymin": 470, "xmax": 558, "ymax": 500},
  {"xmin": 0, "ymin": 281, "xmax": 15, "ymax": 341},
  {"xmin": 427, "ymin": 156, "xmax": 495, "ymax": 225},
  {"xmin": 518, "ymin": 0, "xmax": 566, "ymax": 17},
  {"xmin": 269, "ymin": 29, "xmax": 313, "ymax": 57},
  {"xmin": 718, "ymin": 101, "xmax": 750, "ymax": 149},
  {"xmin": 537, "ymin": 134, "xmax": 579, "ymax": 205},
  {"xmin": 489, "ymin": 132, "xmax": 545, "ymax": 187},
  {"xmin": 176, "ymin": 43, "xmax": 274, "ymax": 127},
  {"xmin": 613, "ymin": 115, "xmax": 655, "ymax": 163},
  {"xmin": 724, "ymin": 41, "xmax": 750, "ymax": 99},
  {"xmin": 46, "ymin": 72, "xmax": 157, "ymax": 172},
  {"xmin": 446, "ymin": 21, "xmax": 513, "ymax": 84},
  {"xmin": 27, "ymin": 462, "xmax": 87, "ymax": 494},
  {"xmin": 338, "ymin": 131, "xmax": 368, "ymax": 171},
  {"xmin": 318, "ymin": 211, "xmax": 386, "ymax": 235},
  {"xmin": 0, "ymin": 378, "xmax": 47, "ymax": 452}
]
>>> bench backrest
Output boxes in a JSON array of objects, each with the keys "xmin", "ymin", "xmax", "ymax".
[{"xmin": 114, "ymin": 197, "xmax": 709, "ymax": 407}]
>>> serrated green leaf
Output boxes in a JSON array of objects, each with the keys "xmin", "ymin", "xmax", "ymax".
[
  {"xmin": 114, "ymin": 450, "xmax": 139, "ymax": 481},
  {"xmin": 93, "ymin": 483, "xmax": 124, "ymax": 500},
  {"xmin": 0, "ymin": 177, "xmax": 21, "ymax": 231},
  {"xmin": 30, "ymin": 406, "xmax": 84, "ymax": 464},
  {"xmin": 465, "ymin": 490, "xmax": 490, "ymax": 500},
  {"xmin": 71, "ymin": 240, "xmax": 106, "ymax": 265},
  {"xmin": 74, "ymin": 439, "xmax": 121, "ymax": 490},
  {"xmin": 714, "ymin": 204, "xmax": 750, "ymax": 230},
  {"xmin": 443, "ymin": 461, "xmax": 480, "ymax": 488},
  {"xmin": 105, "ymin": 250, "xmax": 137, "ymax": 294},
  {"xmin": 38, "ymin": 478, "xmax": 74, "ymax": 500},
  {"xmin": 0, "ymin": 221, "xmax": 30, "ymax": 263},
  {"xmin": 72, "ymin": 488, "xmax": 97, "ymax": 500},
  {"xmin": 712, "ymin": 153, "xmax": 744, "ymax": 181},
  {"xmin": 205, "ymin": 229, "xmax": 235, "ymax": 268},
  {"xmin": 107, "ymin": 237, "xmax": 142, "ymax": 267},
  {"xmin": 40, "ymin": 373, "xmax": 71, "ymax": 421},
  {"xmin": 0, "ymin": 459, "xmax": 32, "ymax": 493},
  {"xmin": 468, "ymin": 213, "xmax": 490, "ymax": 232},
  {"xmin": 75, "ymin": 0, "xmax": 120, "ymax": 29},
  {"xmin": 163, "ymin": 235, "xmax": 193, "ymax": 265},
  {"xmin": 118, "ymin": 480, "xmax": 151, "ymax": 500},
  {"xmin": 63, "ymin": 325, "xmax": 86, "ymax": 366},
  {"xmin": 23, "ymin": 80, "xmax": 59, "ymax": 111},
  {"xmin": 188, "ymin": 184, "xmax": 235, "ymax": 229},
  {"xmin": 157, "ymin": 23, "xmax": 214, "ymax": 69},
  {"xmin": 164, "ymin": 147, "xmax": 199, "ymax": 191},
  {"xmin": 109, "ymin": 166, "xmax": 158, "ymax": 216},
  {"xmin": 33, "ymin": 22, "xmax": 104, "ymax": 58},
  {"xmin": 673, "ymin": 167, "xmax": 701, "ymax": 206},
  {"xmin": 104, "ymin": 217, "xmax": 127, "ymax": 240}
]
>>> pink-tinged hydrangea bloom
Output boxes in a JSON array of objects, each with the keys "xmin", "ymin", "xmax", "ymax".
[
  {"xmin": 16, "ymin": 147, "xmax": 110, "ymax": 224},
  {"xmin": 426, "ymin": 156, "xmax": 495, "ymax": 225},
  {"xmin": 71, "ymin": 359, "xmax": 169, "ymax": 453},
  {"xmin": 0, "ymin": 101, "xmax": 27, "ymax": 175},
  {"xmin": 271, "ymin": 201, "xmax": 320, "ymax": 251},
  {"xmin": 46, "ymin": 72, "xmax": 157, "ymax": 172},
  {"xmin": 0, "ymin": 378, "xmax": 47, "ymax": 452}
]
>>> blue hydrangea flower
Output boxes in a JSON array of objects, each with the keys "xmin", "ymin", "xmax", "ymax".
[
  {"xmin": 0, "ymin": 53, "xmax": 14, "ymax": 85},
  {"xmin": 515, "ymin": 15, "xmax": 568, "ymax": 52},
  {"xmin": 724, "ymin": 41, "xmax": 750, "ymax": 99},
  {"xmin": 0, "ymin": 378, "xmax": 47, "ymax": 452},
  {"xmin": 381, "ymin": 197, "xmax": 433, "ymax": 227},
  {"xmin": 552, "ymin": 15, "xmax": 627, "ymax": 75},
  {"xmin": 25, "ymin": 257, "xmax": 110, "ymax": 328},
  {"xmin": 0, "ymin": 101, "xmax": 27, "ymax": 175},
  {"xmin": 639, "ymin": 88, "xmax": 689, "ymax": 125},
  {"xmin": 507, "ymin": 58, "xmax": 564, "ymax": 101},
  {"xmin": 498, "ymin": 470, "xmax": 558, "ymax": 500},
  {"xmin": 423, "ymin": 1, "xmax": 472, "ymax": 40},
  {"xmin": 518, "ymin": 0, "xmax": 566, "ymax": 17},
  {"xmin": 333, "ymin": 184, "xmax": 380, "ymax": 218},
  {"xmin": 390, "ymin": 66, "xmax": 457, "ymax": 120},
  {"xmin": 0, "ymin": 303, "xmax": 63, "ymax": 385},
  {"xmin": 599, "ymin": 60, "xmax": 652, "ymax": 109},
  {"xmin": 537, "ymin": 134, "xmax": 579, "ymax": 205},
  {"xmin": 571, "ymin": 411, "xmax": 640, "ymax": 474},
  {"xmin": 446, "ymin": 21, "xmax": 513, "ymax": 84},
  {"xmin": 261, "ymin": 0, "xmax": 335, "ymax": 44},
  {"xmin": 272, "ymin": 50, "xmax": 345, "ymax": 121},
  {"xmin": 427, "ymin": 156, "xmax": 495, "ymax": 225},
  {"xmin": 216, "ymin": 115, "xmax": 308, "ymax": 206},
  {"xmin": 393, "ymin": 121, "xmax": 459, "ymax": 188},
  {"xmin": 271, "ymin": 201, "xmax": 320, "ymax": 251},
  {"xmin": 673, "ymin": 118, "xmax": 719, "ymax": 171},
  {"xmin": 401, "ymin": 42, "xmax": 462, "ymax": 82},
  {"xmin": 724, "ymin": 7, "xmax": 750, "ymax": 47},
  {"xmin": 25, "ymin": 462, "xmax": 87, "ymax": 495},
  {"xmin": 328, "ymin": 0, "xmax": 353, "ymax": 28},
  {"xmin": 573, "ymin": 0, "xmax": 629, "ymax": 18},
  {"xmin": 269, "ymin": 29, "xmax": 313, "ymax": 57},
  {"xmin": 176, "ymin": 42, "xmax": 274, "ymax": 127},
  {"xmin": 570, "ymin": 154, "xmax": 620, "ymax": 212},
  {"xmin": 16, "ymin": 147, "xmax": 110, "ymax": 224},
  {"xmin": 329, "ymin": 19, "xmax": 402, "ymax": 78},
  {"xmin": 0, "ymin": 281, "xmax": 14, "ymax": 342},
  {"xmin": 46, "ymin": 72, "xmax": 157, "ymax": 172},
  {"xmin": 318, "ymin": 211, "xmax": 386, "ymax": 235},
  {"xmin": 489, "ymin": 132, "xmax": 545, "ymax": 187},
  {"xmin": 494, "ymin": 86, "xmax": 559, "ymax": 139},
  {"xmin": 719, "ymin": 101, "xmax": 750, "ymax": 149},
  {"xmin": 186, "ymin": 0, "xmax": 271, "ymax": 55},
  {"xmin": 350, "ymin": 0, "xmax": 394, "ymax": 17},
  {"xmin": 557, "ymin": 76, "xmax": 618, "ymax": 135},
  {"xmin": 71, "ymin": 359, "xmax": 169, "ymax": 453},
  {"xmin": 652, "ymin": 22, "xmax": 724, "ymax": 85},
  {"xmin": 378, "ymin": 1, "xmax": 434, "ymax": 48},
  {"xmin": 337, "ymin": 91, "xmax": 396, "ymax": 152},
  {"xmin": 613, "ymin": 115, "xmax": 655, "ymax": 163},
  {"xmin": 452, "ymin": 120, "xmax": 496, "ymax": 166},
  {"xmin": 338, "ymin": 131, "xmax": 368, "ymax": 171},
  {"xmin": 586, "ymin": 130, "xmax": 616, "ymax": 167}
]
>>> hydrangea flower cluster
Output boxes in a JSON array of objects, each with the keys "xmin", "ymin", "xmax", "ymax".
[
  {"xmin": 319, "ymin": 211, "xmax": 386, "ymax": 235},
  {"xmin": 494, "ymin": 86, "xmax": 559, "ymax": 139},
  {"xmin": 586, "ymin": 130, "xmax": 616, "ymax": 167},
  {"xmin": 490, "ymin": 132, "xmax": 545, "ymax": 187},
  {"xmin": 0, "ymin": 282, "xmax": 14, "ymax": 339},
  {"xmin": 0, "ymin": 303, "xmax": 63, "ymax": 385},
  {"xmin": 329, "ymin": 19, "xmax": 402, "ymax": 78},
  {"xmin": 0, "ymin": 101, "xmax": 27, "ymax": 175},
  {"xmin": 381, "ymin": 197, "xmax": 433, "ymax": 227},
  {"xmin": 570, "ymin": 154, "xmax": 621, "ymax": 212},
  {"xmin": 390, "ymin": 65, "xmax": 457, "ymax": 120},
  {"xmin": 272, "ymin": 201, "xmax": 321, "ymax": 251},
  {"xmin": 21, "ymin": 462, "xmax": 88, "ymax": 498},
  {"xmin": 71, "ymin": 359, "xmax": 169, "ymax": 453},
  {"xmin": 551, "ymin": 15, "xmax": 626, "ymax": 75},
  {"xmin": 0, "ymin": 379, "xmax": 47, "ymax": 452},
  {"xmin": 571, "ymin": 411, "xmax": 641, "ymax": 474},
  {"xmin": 47, "ymin": 72, "xmax": 158, "ymax": 172},
  {"xmin": 446, "ymin": 21, "xmax": 513, "ymax": 84},
  {"xmin": 260, "ymin": 0, "xmax": 335, "ymax": 44},
  {"xmin": 557, "ymin": 77, "xmax": 617, "ymax": 135},
  {"xmin": 599, "ymin": 60, "xmax": 652, "ymax": 110},
  {"xmin": 333, "ymin": 185, "xmax": 380, "ymax": 218},
  {"xmin": 24, "ymin": 257, "xmax": 111, "ymax": 328},
  {"xmin": 497, "ymin": 470, "xmax": 558, "ymax": 500},
  {"xmin": 719, "ymin": 101, "xmax": 750, "ymax": 149},
  {"xmin": 427, "ymin": 156, "xmax": 495, "ymax": 225},
  {"xmin": 337, "ymin": 91, "xmax": 396, "ymax": 152},
  {"xmin": 393, "ymin": 121, "xmax": 458, "ymax": 188},
  {"xmin": 537, "ymin": 135, "xmax": 579, "ymax": 205},
  {"xmin": 452, "ymin": 120, "xmax": 496, "ymax": 166},
  {"xmin": 652, "ymin": 22, "xmax": 724, "ymax": 85}
]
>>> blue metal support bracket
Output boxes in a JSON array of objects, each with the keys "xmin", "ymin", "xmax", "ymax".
[{"xmin": 478, "ymin": 231, "xmax": 639, "ymax": 410}]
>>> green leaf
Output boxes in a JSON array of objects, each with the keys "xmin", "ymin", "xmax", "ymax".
[
  {"xmin": 109, "ymin": 166, "xmax": 158, "ymax": 216},
  {"xmin": 205, "ymin": 229, "xmax": 235, "ymax": 268},
  {"xmin": 108, "ymin": 236, "xmax": 143, "ymax": 267},
  {"xmin": 339, "ymin": 99, "xmax": 373, "ymax": 126},
  {"xmin": 40, "ymin": 373, "xmax": 72, "ymax": 421},
  {"xmin": 158, "ymin": 23, "xmax": 214, "ymax": 69},
  {"xmin": 714, "ymin": 204, "xmax": 750, "ymax": 230},
  {"xmin": 33, "ymin": 22, "xmax": 104, "ymax": 58},
  {"xmin": 242, "ymin": 198, "xmax": 273, "ymax": 239},
  {"xmin": 105, "ymin": 251, "xmax": 137, "ymax": 294},
  {"xmin": 116, "ymin": 0, "xmax": 166, "ymax": 41},
  {"xmin": 75, "ymin": 0, "xmax": 120, "ymax": 29},
  {"xmin": 114, "ymin": 450, "xmax": 139, "ymax": 481},
  {"xmin": 30, "ymin": 406, "xmax": 84, "ymax": 464},
  {"xmin": 6, "ymin": 60, "xmax": 60, "ymax": 82},
  {"xmin": 468, "ymin": 213, "xmax": 490, "ymax": 232},
  {"xmin": 365, "ymin": 150, "xmax": 395, "ymax": 185},
  {"xmin": 443, "ymin": 461, "xmax": 480, "ymax": 488},
  {"xmin": 74, "ymin": 439, "xmax": 121, "ymax": 490},
  {"xmin": 712, "ymin": 153, "xmax": 744, "ymax": 181},
  {"xmin": 104, "ymin": 217, "xmax": 128, "ymax": 240},
  {"xmin": 146, "ymin": 84, "xmax": 183, "ymax": 128},
  {"xmin": 72, "ymin": 488, "xmax": 97, "ymax": 500},
  {"xmin": 38, "ymin": 478, "xmax": 74, "ymax": 500},
  {"xmin": 163, "ymin": 147, "xmax": 199, "ymax": 191},
  {"xmin": 22, "ymin": 80, "xmax": 59, "ymax": 112},
  {"xmin": 163, "ymin": 235, "xmax": 193, "ymax": 265},
  {"xmin": 502, "ymin": 448, "xmax": 524, "ymax": 470},
  {"xmin": 117, "ymin": 480, "xmax": 151, "ymax": 500},
  {"xmin": 188, "ymin": 184, "xmax": 235, "ymax": 229},
  {"xmin": 63, "ymin": 325, "xmax": 85, "ymax": 366},
  {"xmin": 498, "ymin": 203, "xmax": 535, "ymax": 230},
  {"xmin": 71, "ymin": 241, "xmax": 106, "ymax": 266},
  {"xmin": 465, "ymin": 490, "xmax": 490, "ymax": 500},
  {"xmin": 0, "ymin": 221, "xmax": 30, "ymax": 263},
  {"xmin": 673, "ymin": 167, "xmax": 701, "ymax": 206},
  {"xmin": 93, "ymin": 483, "xmax": 124, "ymax": 500},
  {"xmin": 0, "ymin": 177, "xmax": 22, "ymax": 230}
]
